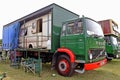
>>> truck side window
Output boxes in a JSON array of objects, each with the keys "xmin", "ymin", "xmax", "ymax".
[
  {"xmin": 66, "ymin": 23, "xmax": 74, "ymax": 34},
  {"xmin": 61, "ymin": 24, "xmax": 66, "ymax": 36},
  {"xmin": 76, "ymin": 21, "xmax": 82, "ymax": 33},
  {"xmin": 105, "ymin": 36, "xmax": 110, "ymax": 43},
  {"xmin": 66, "ymin": 21, "xmax": 82, "ymax": 35},
  {"xmin": 37, "ymin": 19, "xmax": 42, "ymax": 33}
]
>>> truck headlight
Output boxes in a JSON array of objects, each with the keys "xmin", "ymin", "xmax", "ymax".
[
  {"xmin": 105, "ymin": 52, "xmax": 107, "ymax": 56},
  {"xmin": 89, "ymin": 54, "xmax": 93, "ymax": 60},
  {"xmin": 116, "ymin": 54, "xmax": 119, "ymax": 58},
  {"xmin": 88, "ymin": 50, "xmax": 93, "ymax": 60}
]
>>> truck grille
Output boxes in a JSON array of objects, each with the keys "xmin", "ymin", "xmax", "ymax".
[{"xmin": 88, "ymin": 49, "xmax": 105, "ymax": 60}]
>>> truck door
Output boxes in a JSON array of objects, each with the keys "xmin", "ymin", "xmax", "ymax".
[
  {"xmin": 61, "ymin": 20, "xmax": 84, "ymax": 55},
  {"xmin": 105, "ymin": 36, "xmax": 113, "ymax": 53}
]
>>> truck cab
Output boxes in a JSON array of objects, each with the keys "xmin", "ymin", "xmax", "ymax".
[
  {"xmin": 98, "ymin": 19, "xmax": 119, "ymax": 60},
  {"xmin": 105, "ymin": 35, "xmax": 119, "ymax": 59},
  {"xmin": 54, "ymin": 17, "xmax": 107, "ymax": 76}
]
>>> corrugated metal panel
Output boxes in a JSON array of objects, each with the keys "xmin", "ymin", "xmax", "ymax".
[{"xmin": 51, "ymin": 4, "xmax": 79, "ymax": 52}]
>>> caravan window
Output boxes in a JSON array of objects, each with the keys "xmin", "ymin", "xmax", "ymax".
[
  {"xmin": 37, "ymin": 19, "xmax": 42, "ymax": 33},
  {"xmin": 32, "ymin": 22, "xmax": 36, "ymax": 29},
  {"xmin": 19, "ymin": 28, "xmax": 27, "ymax": 36}
]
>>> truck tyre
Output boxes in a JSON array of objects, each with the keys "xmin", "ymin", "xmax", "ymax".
[
  {"xmin": 56, "ymin": 55, "xmax": 74, "ymax": 76},
  {"xmin": 107, "ymin": 58, "xmax": 112, "ymax": 61}
]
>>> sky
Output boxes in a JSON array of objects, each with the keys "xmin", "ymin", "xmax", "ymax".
[{"xmin": 0, "ymin": 0, "xmax": 120, "ymax": 39}]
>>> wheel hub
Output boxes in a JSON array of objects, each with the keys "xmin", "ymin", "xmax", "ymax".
[{"xmin": 59, "ymin": 61, "xmax": 67, "ymax": 71}]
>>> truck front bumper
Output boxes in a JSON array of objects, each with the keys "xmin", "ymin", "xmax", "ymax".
[{"xmin": 84, "ymin": 58, "xmax": 107, "ymax": 70}]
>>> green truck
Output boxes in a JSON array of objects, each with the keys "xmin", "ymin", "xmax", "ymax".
[
  {"xmin": 99, "ymin": 19, "xmax": 119, "ymax": 60},
  {"xmin": 52, "ymin": 17, "xmax": 107, "ymax": 76},
  {"xmin": 2, "ymin": 3, "xmax": 107, "ymax": 76}
]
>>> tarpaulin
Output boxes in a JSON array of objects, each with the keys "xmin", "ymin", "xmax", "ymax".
[{"xmin": 2, "ymin": 22, "xmax": 20, "ymax": 50}]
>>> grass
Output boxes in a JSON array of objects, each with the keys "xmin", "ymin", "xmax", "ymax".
[{"xmin": 0, "ymin": 59, "xmax": 120, "ymax": 80}]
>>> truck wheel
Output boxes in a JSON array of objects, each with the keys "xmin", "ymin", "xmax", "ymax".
[
  {"xmin": 107, "ymin": 58, "xmax": 112, "ymax": 61},
  {"xmin": 56, "ymin": 55, "xmax": 74, "ymax": 76}
]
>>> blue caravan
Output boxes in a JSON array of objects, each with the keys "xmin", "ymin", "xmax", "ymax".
[{"xmin": 2, "ymin": 22, "xmax": 20, "ymax": 50}]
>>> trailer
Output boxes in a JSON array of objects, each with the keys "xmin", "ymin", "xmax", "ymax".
[
  {"xmin": 98, "ymin": 19, "xmax": 119, "ymax": 60},
  {"xmin": 2, "ymin": 3, "xmax": 107, "ymax": 76}
]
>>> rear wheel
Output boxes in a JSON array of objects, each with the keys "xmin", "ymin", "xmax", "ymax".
[
  {"xmin": 56, "ymin": 55, "xmax": 74, "ymax": 76},
  {"xmin": 107, "ymin": 58, "xmax": 112, "ymax": 61},
  {"xmin": 106, "ymin": 54, "xmax": 112, "ymax": 61}
]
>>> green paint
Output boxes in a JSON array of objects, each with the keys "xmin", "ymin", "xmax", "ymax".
[
  {"xmin": 51, "ymin": 4, "xmax": 79, "ymax": 52},
  {"xmin": 105, "ymin": 36, "xmax": 118, "ymax": 56},
  {"xmin": 45, "ymin": 4, "xmax": 105, "ymax": 64},
  {"xmin": 60, "ymin": 17, "xmax": 105, "ymax": 63}
]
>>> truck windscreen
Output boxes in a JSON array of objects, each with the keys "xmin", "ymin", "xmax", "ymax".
[
  {"xmin": 85, "ymin": 19, "xmax": 104, "ymax": 37},
  {"xmin": 111, "ymin": 36, "xmax": 118, "ymax": 45}
]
